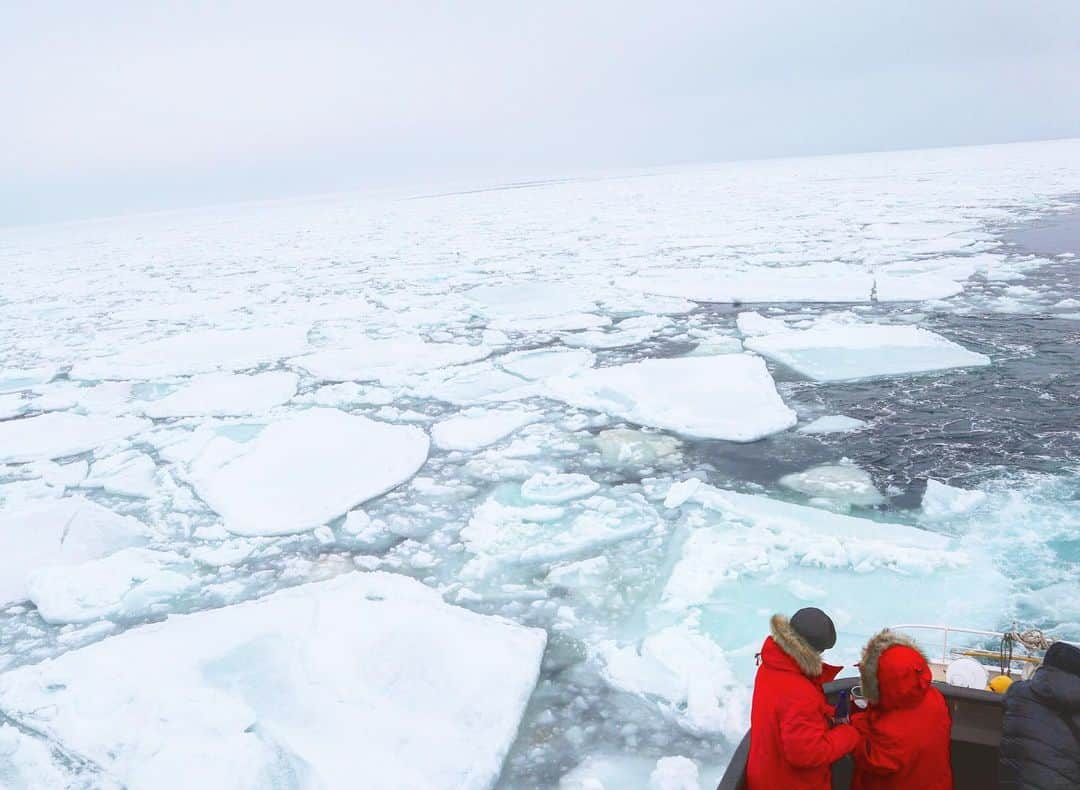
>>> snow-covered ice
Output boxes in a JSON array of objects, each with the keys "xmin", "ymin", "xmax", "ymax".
[
  {"xmin": 0, "ymin": 572, "xmax": 546, "ymax": 790},
  {"xmin": 28, "ymin": 548, "xmax": 195, "ymax": 625},
  {"xmin": 0, "ymin": 412, "xmax": 149, "ymax": 463},
  {"xmin": 140, "ymin": 371, "xmax": 298, "ymax": 418},
  {"xmin": 293, "ymin": 336, "xmax": 490, "ymax": 383},
  {"xmin": 496, "ymin": 347, "xmax": 596, "ymax": 380},
  {"xmin": 797, "ymin": 415, "xmax": 869, "ymax": 434},
  {"xmin": 0, "ymin": 498, "xmax": 151, "ymax": 608},
  {"xmin": 178, "ymin": 408, "xmax": 429, "ymax": 535},
  {"xmin": 921, "ymin": 479, "xmax": 988, "ymax": 520},
  {"xmin": 548, "ymin": 355, "xmax": 797, "ymax": 441},
  {"xmin": 744, "ymin": 322, "xmax": 991, "ymax": 381},
  {"xmin": 71, "ymin": 327, "xmax": 311, "ymax": 380},
  {"xmin": 779, "ymin": 462, "xmax": 885, "ymax": 509},
  {"xmin": 432, "ymin": 407, "xmax": 541, "ymax": 451}
]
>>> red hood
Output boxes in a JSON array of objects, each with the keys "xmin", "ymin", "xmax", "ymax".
[
  {"xmin": 760, "ymin": 636, "xmax": 843, "ymax": 685},
  {"xmin": 874, "ymin": 644, "xmax": 931, "ymax": 710}
]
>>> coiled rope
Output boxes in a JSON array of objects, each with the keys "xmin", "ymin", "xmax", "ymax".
[{"xmin": 1000, "ymin": 626, "xmax": 1056, "ymax": 675}]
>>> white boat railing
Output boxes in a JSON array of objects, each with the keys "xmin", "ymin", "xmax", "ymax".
[{"xmin": 889, "ymin": 624, "xmax": 1016, "ymax": 666}]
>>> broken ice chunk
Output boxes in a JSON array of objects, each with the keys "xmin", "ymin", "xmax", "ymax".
[
  {"xmin": 431, "ymin": 407, "xmax": 541, "ymax": 451},
  {"xmin": 0, "ymin": 572, "xmax": 546, "ymax": 790},
  {"xmin": 520, "ymin": 473, "xmax": 601, "ymax": 504},
  {"xmin": 0, "ymin": 498, "xmax": 151, "ymax": 608},
  {"xmin": 744, "ymin": 323, "xmax": 990, "ymax": 381},
  {"xmin": 140, "ymin": 371, "xmax": 298, "ymax": 418},
  {"xmin": 779, "ymin": 462, "xmax": 885, "ymax": 509},
  {"xmin": 497, "ymin": 347, "xmax": 596, "ymax": 380},
  {"xmin": 921, "ymin": 479, "xmax": 988, "ymax": 520},
  {"xmin": 797, "ymin": 415, "xmax": 869, "ymax": 434},
  {"xmin": 547, "ymin": 354, "xmax": 796, "ymax": 441},
  {"xmin": 28, "ymin": 548, "xmax": 196, "ymax": 624},
  {"xmin": 183, "ymin": 409, "xmax": 429, "ymax": 536},
  {"xmin": 70, "ymin": 326, "xmax": 311, "ymax": 380},
  {"xmin": 0, "ymin": 412, "xmax": 149, "ymax": 463},
  {"xmin": 292, "ymin": 335, "xmax": 490, "ymax": 383}
]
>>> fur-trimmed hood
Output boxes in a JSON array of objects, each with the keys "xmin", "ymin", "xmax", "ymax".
[
  {"xmin": 770, "ymin": 614, "xmax": 823, "ymax": 677},
  {"xmin": 860, "ymin": 629, "xmax": 931, "ymax": 709}
]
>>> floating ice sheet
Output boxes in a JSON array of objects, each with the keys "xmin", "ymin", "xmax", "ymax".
[
  {"xmin": 28, "ymin": 548, "xmax": 195, "ymax": 625},
  {"xmin": 141, "ymin": 371, "xmax": 298, "ymax": 418},
  {"xmin": 779, "ymin": 462, "xmax": 885, "ymax": 509},
  {"xmin": 0, "ymin": 412, "xmax": 149, "ymax": 464},
  {"xmin": 496, "ymin": 347, "xmax": 596, "ymax": 380},
  {"xmin": 547, "ymin": 354, "xmax": 796, "ymax": 441},
  {"xmin": 627, "ymin": 261, "xmax": 973, "ymax": 304},
  {"xmin": 182, "ymin": 408, "xmax": 429, "ymax": 535},
  {"xmin": 0, "ymin": 572, "xmax": 547, "ymax": 790},
  {"xmin": 431, "ymin": 407, "xmax": 540, "ymax": 451},
  {"xmin": 744, "ymin": 323, "xmax": 991, "ymax": 381},
  {"xmin": 797, "ymin": 415, "xmax": 869, "ymax": 434},
  {"xmin": 71, "ymin": 327, "xmax": 311, "ymax": 380},
  {"xmin": 0, "ymin": 498, "xmax": 151, "ymax": 608},
  {"xmin": 293, "ymin": 336, "xmax": 489, "ymax": 383}
]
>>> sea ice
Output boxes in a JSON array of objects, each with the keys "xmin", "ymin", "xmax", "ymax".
[
  {"xmin": 0, "ymin": 412, "xmax": 149, "ymax": 464},
  {"xmin": 140, "ymin": 371, "xmax": 298, "ymax": 418},
  {"xmin": 562, "ymin": 316, "xmax": 672, "ymax": 349},
  {"xmin": 182, "ymin": 408, "xmax": 429, "ymax": 535},
  {"xmin": 520, "ymin": 473, "xmax": 601, "ymax": 504},
  {"xmin": 650, "ymin": 757, "xmax": 701, "ymax": 790},
  {"xmin": 431, "ymin": 407, "xmax": 541, "ymax": 451},
  {"xmin": 80, "ymin": 451, "xmax": 158, "ymax": 498},
  {"xmin": 462, "ymin": 486, "xmax": 661, "ymax": 572},
  {"xmin": 921, "ymin": 479, "xmax": 988, "ymax": 520},
  {"xmin": 597, "ymin": 623, "xmax": 749, "ymax": 739},
  {"xmin": 293, "ymin": 336, "xmax": 489, "ymax": 383},
  {"xmin": 465, "ymin": 282, "xmax": 600, "ymax": 319},
  {"xmin": 28, "ymin": 548, "xmax": 196, "ymax": 625},
  {"xmin": 410, "ymin": 362, "xmax": 539, "ymax": 405},
  {"xmin": 496, "ymin": 347, "xmax": 596, "ymax": 380},
  {"xmin": 779, "ymin": 462, "xmax": 885, "ymax": 508},
  {"xmin": 547, "ymin": 354, "xmax": 796, "ymax": 441},
  {"xmin": 744, "ymin": 323, "xmax": 991, "ymax": 381},
  {"xmin": 0, "ymin": 365, "xmax": 57, "ymax": 393},
  {"xmin": 0, "ymin": 393, "xmax": 27, "ymax": 419},
  {"xmin": 593, "ymin": 429, "xmax": 682, "ymax": 467},
  {"xmin": 0, "ymin": 572, "xmax": 547, "ymax": 790},
  {"xmin": 627, "ymin": 262, "xmax": 971, "ymax": 305},
  {"xmin": 0, "ymin": 498, "xmax": 151, "ymax": 608},
  {"xmin": 797, "ymin": 415, "xmax": 869, "ymax": 434},
  {"xmin": 70, "ymin": 326, "xmax": 311, "ymax": 380}
]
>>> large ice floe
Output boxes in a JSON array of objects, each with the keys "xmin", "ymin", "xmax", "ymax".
[
  {"xmin": 547, "ymin": 354, "xmax": 797, "ymax": 441},
  {"xmin": 743, "ymin": 319, "xmax": 991, "ymax": 381},
  {"xmin": 70, "ymin": 327, "xmax": 312, "ymax": 380},
  {"xmin": 0, "ymin": 498, "xmax": 151, "ymax": 608},
  {"xmin": 163, "ymin": 408, "xmax": 429, "ymax": 535},
  {"xmin": 292, "ymin": 335, "xmax": 490, "ymax": 383},
  {"xmin": 0, "ymin": 573, "xmax": 546, "ymax": 790},
  {"xmin": 0, "ymin": 412, "xmax": 149, "ymax": 463},
  {"xmin": 140, "ymin": 371, "xmax": 298, "ymax": 418}
]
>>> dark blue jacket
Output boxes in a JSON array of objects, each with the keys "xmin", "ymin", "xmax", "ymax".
[{"xmin": 999, "ymin": 663, "xmax": 1080, "ymax": 788}]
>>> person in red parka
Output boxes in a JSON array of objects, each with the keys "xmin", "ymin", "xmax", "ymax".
[
  {"xmin": 851, "ymin": 629, "xmax": 953, "ymax": 790},
  {"xmin": 746, "ymin": 608, "xmax": 860, "ymax": 789}
]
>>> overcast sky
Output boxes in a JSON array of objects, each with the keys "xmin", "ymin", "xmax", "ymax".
[{"xmin": 3, "ymin": 1, "xmax": 1080, "ymax": 226}]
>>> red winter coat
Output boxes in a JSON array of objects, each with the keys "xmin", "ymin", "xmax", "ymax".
[
  {"xmin": 851, "ymin": 630, "xmax": 953, "ymax": 790},
  {"xmin": 746, "ymin": 615, "xmax": 860, "ymax": 790}
]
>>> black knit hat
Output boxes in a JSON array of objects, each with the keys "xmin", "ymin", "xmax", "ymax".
[
  {"xmin": 1044, "ymin": 642, "xmax": 1080, "ymax": 677},
  {"xmin": 790, "ymin": 607, "xmax": 837, "ymax": 652}
]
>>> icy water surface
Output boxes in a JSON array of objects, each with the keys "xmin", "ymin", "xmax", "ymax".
[{"xmin": 1, "ymin": 141, "xmax": 1080, "ymax": 788}]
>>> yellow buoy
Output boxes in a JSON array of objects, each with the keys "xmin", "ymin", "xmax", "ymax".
[{"xmin": 989, "ymin": 675, "xmax": 1013, "ymax": 694}]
